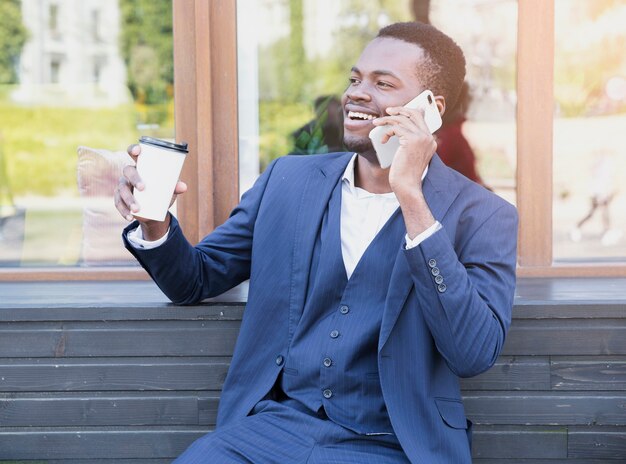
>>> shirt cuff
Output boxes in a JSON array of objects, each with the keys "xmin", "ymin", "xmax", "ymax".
[
  {"xmin": 405, "ymin": 221, "xmax": 442, "ymax": 249},
  {"xmin": 126, "ymin": 224, "xmax": 170, "ymax": 249}
]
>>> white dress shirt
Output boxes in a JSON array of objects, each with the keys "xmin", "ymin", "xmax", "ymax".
[{"xmin": 128, "ymin": 154, "xmax": 442, "ymax": 278}]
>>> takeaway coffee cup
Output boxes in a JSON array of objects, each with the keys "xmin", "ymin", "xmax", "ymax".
[{"xmin": 133, "ymin": 136, "xmax": 189, "ymax": 221}]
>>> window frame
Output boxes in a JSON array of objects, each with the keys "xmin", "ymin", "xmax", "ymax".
[{"xmin": 2, "ymin": 0, "xmax": 625, "ymax": 281}]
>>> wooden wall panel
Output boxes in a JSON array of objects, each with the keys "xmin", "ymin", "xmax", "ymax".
[{"xmin": 516, "ymin": 0, "xmax": 554, "ymax": 267}]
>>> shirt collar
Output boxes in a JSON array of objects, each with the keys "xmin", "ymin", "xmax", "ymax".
[{"xmin": 341, "ymin": 153, "xmax": 429, "ymax": 197}]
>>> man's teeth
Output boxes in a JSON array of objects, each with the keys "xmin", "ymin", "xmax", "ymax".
[{"xmin": 348, "ymin": 111, "xmax": 376, "ymax": 121}]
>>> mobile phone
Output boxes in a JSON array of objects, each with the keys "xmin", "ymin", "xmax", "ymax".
[{"xmin": 369, "ymin": 89, "xmax": 442, "ymax": 169}]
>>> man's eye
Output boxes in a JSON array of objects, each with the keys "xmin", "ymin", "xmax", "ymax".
[
  {"xmin": 378, "ymin": 81, "xmax": 393, "ymax": 88},
  {"xmin": 348, "ymin": 77, "xmax": 360, "ymax": 85}
]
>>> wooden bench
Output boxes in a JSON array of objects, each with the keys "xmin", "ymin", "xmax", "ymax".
[{"xmin": 1, "ymin": 278, "xmax": 625, "ymax": 462}]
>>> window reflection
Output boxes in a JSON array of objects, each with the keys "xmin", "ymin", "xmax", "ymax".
[
  {"xmin": 0, "ymin": 0, "xmax": 174, "ymax": 267},
  {"xmin": 553, "ymin": 0, "xmax": 626, "ymax": 262},
  {"xmin": 238, "ymin": 0, "xmax": 517, "ymax": 205}
]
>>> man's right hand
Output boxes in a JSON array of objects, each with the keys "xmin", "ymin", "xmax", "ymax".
[{"xmin": 114, "ymin": 144, "xmax": 188, "ymax": 241}]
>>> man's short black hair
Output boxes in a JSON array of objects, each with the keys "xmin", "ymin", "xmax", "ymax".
[{"xmin": 377, "ymin": 22, "xmax": 466, "ymax": 110}]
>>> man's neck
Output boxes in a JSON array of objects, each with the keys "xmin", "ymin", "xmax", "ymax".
[{"xmin": 354, "ymin": 153, "xmax": 392, "ymax": 194}]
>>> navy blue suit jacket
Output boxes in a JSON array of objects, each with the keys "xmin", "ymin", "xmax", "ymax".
[{"xmin": 124, "ymin": 152, "xmax": 518, "ymax": 464}]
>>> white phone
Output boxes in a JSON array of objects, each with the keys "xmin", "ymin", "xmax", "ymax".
[{"xmin": 369, "ymin": 89, "xmax": 442, "ymax": 169}]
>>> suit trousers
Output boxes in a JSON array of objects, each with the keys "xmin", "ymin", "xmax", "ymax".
[{"xmin": 172, "ymin": 398, "xmax": 410, "ymax": 463}]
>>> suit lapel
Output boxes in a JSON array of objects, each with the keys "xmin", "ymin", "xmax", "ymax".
[
  {"xmin": 288, "ymin": 153, "xmax": 353, "ymax": 342},
  {"xmin": 379, "ymin": 155, "xmax": 461, "ymax": 350}
]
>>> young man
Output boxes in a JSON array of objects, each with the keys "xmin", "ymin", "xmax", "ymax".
[{"xmin": 115, "ymin": 21, "xmax": 518, "ymax": 464}]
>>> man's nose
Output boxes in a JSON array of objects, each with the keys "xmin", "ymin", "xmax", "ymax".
[{"xmin": 345, "ymin": 84, "xmax": 372, "ymax": 103}]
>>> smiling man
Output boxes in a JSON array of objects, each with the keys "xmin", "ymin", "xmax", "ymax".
[{"xmin": 116, "ymin": 21, "xmax": 518, "ymax": 464}]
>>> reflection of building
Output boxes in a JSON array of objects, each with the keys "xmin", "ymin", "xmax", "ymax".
[{"xmin": 14, "ymin": 0, "xmax": 129, "ymax": 106}]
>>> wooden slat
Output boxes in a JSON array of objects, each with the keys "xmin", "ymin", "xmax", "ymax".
[
  {"xmin": 475, "ymin": 460, "xmax": 616, "ymax": 464},
  {"xmin": 0, "ymin": 267, "xmax": 150, "ymax": 282},
  {"xmin": 460, "ymin": 356, "xmax": 550, "ymax": 391},
  {"xmin": 464, "ymin": 392, "xmax": 626, "ymax": 426},
  {"xmin": 0, "ymin": 321, "xmax": 240, "ymax": 357},
  {"xmin": 0, "ymin": 393, "xmax": 218, "ymax": 427},
  {"xmin": 568, "ymin": 426, "xmax": 626, "ymax": 460},
  {"xmin": 516, "ymin": 0, "xmax": 554, "ymax": 267},
  {"xmin": 0, "ymin": 427, "xmax": 209, "ymax": 460},
  {"xmin": 0, "ymin": 358, "xmax": 229, "ymax": 391},
  {"xmin": 36, "ymin": 460, "xmax": 173, "ymax": 464},
  {"xmin": 552, "ymin": 357, "xmax": 626, "ymax": 391},
  {"xmin": 503, "ymin": 320, "xmax": 626, "ymax": 355},
  {"xmin": 472, "ymin": 425, "xmax": 567, "ymax": 459}
]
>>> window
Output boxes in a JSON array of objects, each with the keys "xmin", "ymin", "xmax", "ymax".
[
  {"xmin": 49, "ymin": 3, "xmax": 59, "ymax": 36},
  {"xmin": 236, "ymin": 0, "xmax": 517, "ymax": 205},
  {"xmin": 0, "ymin": 0, "xmax": 174, "ymax": 274},
  {"xmin": 553, "ymin": 0, "xmax": 626, "ymax": 263}
]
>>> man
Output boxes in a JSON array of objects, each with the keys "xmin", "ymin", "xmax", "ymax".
[{"xmin": 115, "ymin": 21, "xmax": 517, "ymax": 464}]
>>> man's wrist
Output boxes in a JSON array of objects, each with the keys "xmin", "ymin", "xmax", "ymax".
[{"xmin": 140, "ymin": 214, "xmax": 172, "ymax": 241}]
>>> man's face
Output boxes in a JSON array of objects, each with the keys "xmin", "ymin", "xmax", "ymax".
[{"xmin": 342, "ymin": 37, "xmax": 429, "ymax": 160}]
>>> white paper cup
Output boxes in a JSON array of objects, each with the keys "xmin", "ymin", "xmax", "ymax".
[{"xmin": 133, "ymin": 136, "xmax": 189, "ymax": 221}]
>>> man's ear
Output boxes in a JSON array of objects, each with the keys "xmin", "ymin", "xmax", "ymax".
[{"xmin": 434, "ymin": 95, "xmax": 446, "ymax": 117}]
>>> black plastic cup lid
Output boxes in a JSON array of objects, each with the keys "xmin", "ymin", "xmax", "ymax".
[{"xmin": 139, "ymin": 136, "xmax": 189, "ymax": 153}]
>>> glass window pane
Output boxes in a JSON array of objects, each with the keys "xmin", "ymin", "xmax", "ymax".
[
  {"xmin": 553, "ymin": 0, "xmax": 626, "ymax": 262},
  {"xmin": 237, "ymin": 0, "xmax": 517, "ymax": 208},
  {"xmin": 0, "ymin": 0, "xmax": 174, "ymax": 268}
]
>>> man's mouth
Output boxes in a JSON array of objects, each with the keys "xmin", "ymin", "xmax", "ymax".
[{"xmin": 347, "ymin": 111, "xmax": 378, "ymax": 121}]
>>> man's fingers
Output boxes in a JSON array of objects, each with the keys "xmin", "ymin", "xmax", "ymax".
[
  {"xmin": 127, "ymin": 144, "xmax": 141, "ymax": 161},
  {"xmin": 122, "ymin": 165, "xmax": 144, "ymax": 190},
  {"xmin": 114, "ymin": 183, "xmax": 135, "ymax": 221},
  {"xmin": 174, "ymin": 181, "xmax": 188, "ymax": 195}
]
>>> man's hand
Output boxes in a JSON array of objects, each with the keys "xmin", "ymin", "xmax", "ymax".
[
  {"xmin": 372, "ymin": 106, "xmax": 437, "ymax": 238},
  {"xmin": 114, "ymin": 144, "xmax": 188, "ymax": 240}
]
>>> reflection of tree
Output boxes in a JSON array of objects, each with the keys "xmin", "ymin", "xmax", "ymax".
[
  {"xmin": 120, "ymin": 0, "xmax": 173, "ymax": 104},
  {"xmin": 0, "ymin": 0, "xmax": 28, "ymax": 84},
  {"xmin": 555, "ymin": 1, "xmax": 626, "ymax": 116}
]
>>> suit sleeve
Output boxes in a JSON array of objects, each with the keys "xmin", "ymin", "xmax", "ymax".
[
  {"xmin": 123, "ymin": 158, "xmax": 280, "ymax": 305},
  {"xmin": 403, "ymin": 201, "xmax": 518, "ymax": 377}
]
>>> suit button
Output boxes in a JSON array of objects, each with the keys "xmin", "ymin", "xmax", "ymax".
[
  {"xmin": 275, "ymin": 355, "xmax": 284, "ymax": 366},
  {"xmin": 428, "ymin": 259, "xmax": 437, "ymax": 268},
  {"xmin": 323, "ymin": 389, "xmax": 333, "ymax": 399},
  {"xmin": 431, "ymin": 267, "xmax": 440, "ymax": 276},
  {"xmin": 330, "ymin": 330, "xmax": 340, "ymax": 339},
  {"xmin": 339, "ymin": 305, "xmax": 350, "ymax": 314},
  {"xmin": 323, "ymin": 357, "xmax": 332, "ymax": 367},
  {"xmin": 435, "ymin": 275, "xmax": 444, "ymax": 284},
  {"xmin": 437, "ymin": 283, "xmax": 447, "ymax": 293}
]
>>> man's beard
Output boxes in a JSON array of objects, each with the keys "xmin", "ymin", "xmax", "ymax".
[{"xmin": 343, "ymin": 134, "xmax": 378, "ymax": 164}]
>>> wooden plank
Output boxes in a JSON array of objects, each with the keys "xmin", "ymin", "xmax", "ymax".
[
  {"xmin": 38, "ymin": 460, "xmax": 173, "ymax": 464},
  {"xmin": 0, "ymin": 358, "xmax": 230, "ymax": 392},
  {"xmin": 0, "ymin": 304, "xmax": 245, "ymax": 322},
  {"xmin": 0, "ymin": 393, "xmax": 218, "ymax": 427},
  {"xmin": 208, "ymin": 0, "xmax": 239, "ymax": 229},
  {"xmin": 0, "ymin": 321, "xmax": 240, "ymax": 357},
  {"xmin": 0, "ymin": 267, "xmax": 150, "ymax": 282},
  {"xmin": 475, "ymin": 460, "xmax": 617, "ymax": 464},
  {"xmin": 502, "ymin": 319, "xmax": 626, "ymax": 355},
  {"xmin": 173, "ymin": 0, "xmax": 239, "ymax": 240},
  {"xmin": 568, "ymin": 426, "xmax": 626, "ymax": 460},
  {"xmin": 516, "ymin": 0, "xmax": 554, "ymax": 267},
  {"xmin": 464, "ymin": 392, "xmax": 626, "ymax": 426},
  {"xmin": 460, "ymin": 356, "xmax": 550, "ymax": 391},
  {"xmin": 552, "ymin": 356, "xmax": 626, "ymax": 391},
  {"xmin": 472, "ymin": 425, "xmax": 567, "ymax": 459},
  {"xmin": 0, "ymin": 281, "xmax": 248, "ymax": 310},
  {"xmin": 0, "ymin": 427, "xmax": 209, "ymax": 460}
]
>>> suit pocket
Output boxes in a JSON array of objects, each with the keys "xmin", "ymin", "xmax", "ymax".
[{"xmin": 435, "ymin": 397, "xmax": 468, "ymax": 430}]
